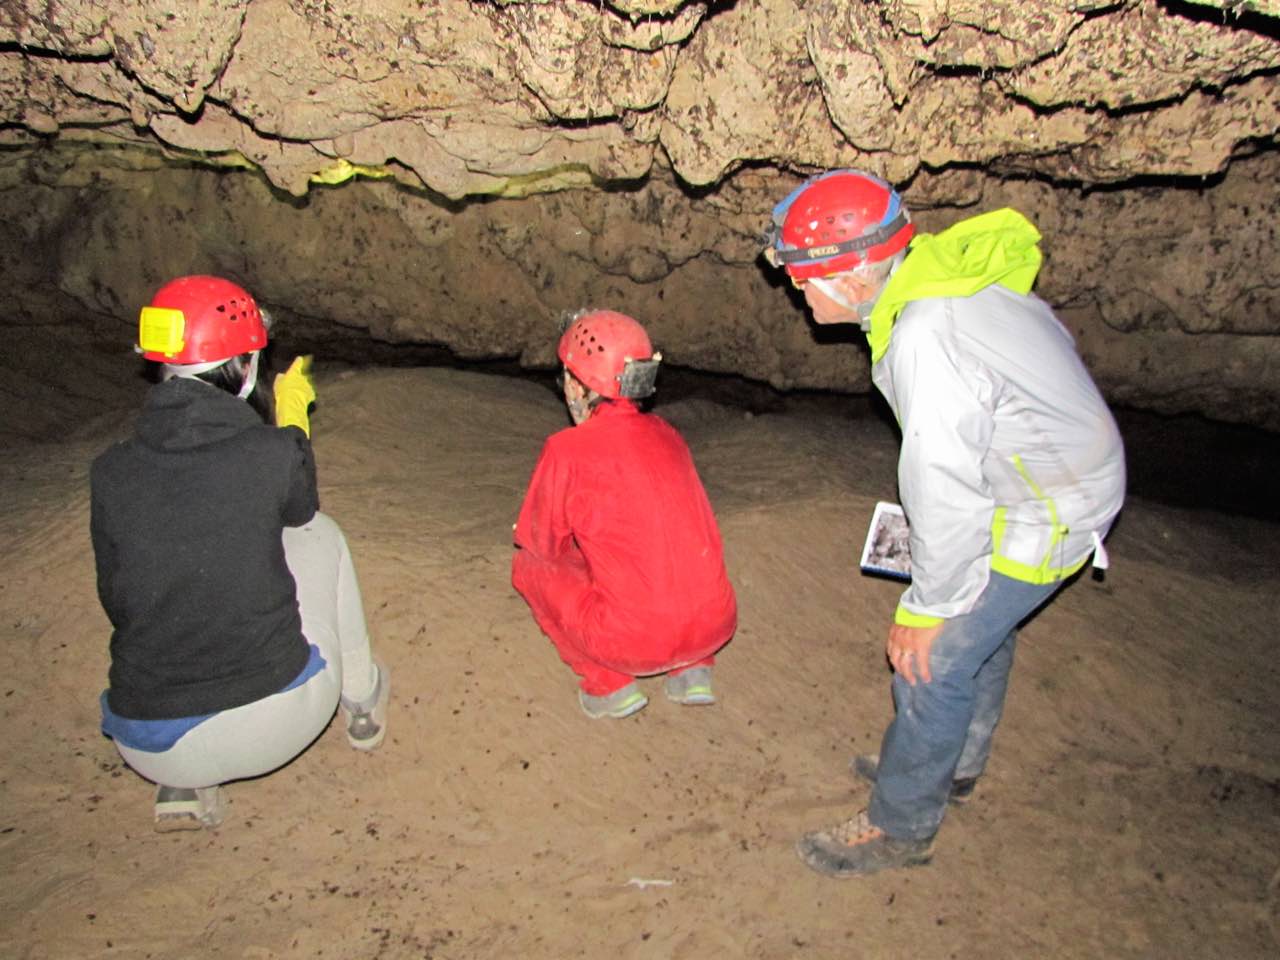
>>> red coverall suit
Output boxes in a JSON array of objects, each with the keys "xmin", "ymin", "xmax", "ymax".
[{"xmin": 512, "ymin": 400, "xmax": 738, "ymax": 695}]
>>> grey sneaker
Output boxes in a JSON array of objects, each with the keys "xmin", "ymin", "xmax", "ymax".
[
  {"xmin": 850, "ymin": 753, "xmax": 977, "ymax": 805},
  {"xmin": 340, "ymin": 657, "xmax": 390, "ymax": 751},
  {"xmin": 578, "ymin": 682, "xmax": 648, "ymax": 719},
  {"xmin": 663, "ymin": 666, "xmax": 715, "ymax": 705},
  {"xmin": 796, "ymin": 809, "xmax": 934, "ymax": 878},
  {"xmin": 154, "ymin": 785, "xmax": 226, "ymax": 832}
]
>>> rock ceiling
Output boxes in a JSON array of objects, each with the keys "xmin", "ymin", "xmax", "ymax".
[{"xmin": 1, "ymin": 0, "xmax": 1279, "ymax": 427}]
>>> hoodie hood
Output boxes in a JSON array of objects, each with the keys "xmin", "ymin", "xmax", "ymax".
[
  {"xmin": 866, "ymin": 208, "xmax": 1044, "ymax": 364},
  {"xmin": 135, "ymin": 377, "xmax": 264, "ymax": 453}
]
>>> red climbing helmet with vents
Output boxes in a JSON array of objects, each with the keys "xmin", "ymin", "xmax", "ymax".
[
  {"xmin": 137, "ymin": 275, "xmax": 268, "ymax": 364},
  {"xmin": 558, "ymin": 310, "xmax": 660, "ymax": 400},
  {"xmin": 764, "ymin": 170, "xmax": 914, "ymax": 280}
]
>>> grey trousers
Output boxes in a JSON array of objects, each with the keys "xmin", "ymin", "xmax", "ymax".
[{"xmin": 115, "ymin": 513, "xmax": 377, "ymax": 789}]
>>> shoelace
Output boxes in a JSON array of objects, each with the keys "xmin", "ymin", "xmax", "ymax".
[{"xmin": 829, "ymin": 810, "xmax": 883, "ymax": 846}]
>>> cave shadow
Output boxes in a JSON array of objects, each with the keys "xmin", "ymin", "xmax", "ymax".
[{"xmin": 269, "ymin": 313, "xmax": 1280, "ymax": 523}]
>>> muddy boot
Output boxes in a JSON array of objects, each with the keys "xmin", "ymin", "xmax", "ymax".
[
  {"xmin": 341, "ymin": 657, "xmax": 390, "ymax": 751},
  {"xmin": 154, "ymin": 785, "xmax": 226, "ymax": 832},
  {"xmin": 796, "ymin": 809, "xmax": 934, "ymax": 878}
]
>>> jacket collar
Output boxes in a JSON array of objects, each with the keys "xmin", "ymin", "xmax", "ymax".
[
  {"xmin": 135, "ymin": 377, "xmax": 263, "ymax": 452},
  {"xmin": 866, "ymin": 208, "xmax": 1044, "ymax": 363}
]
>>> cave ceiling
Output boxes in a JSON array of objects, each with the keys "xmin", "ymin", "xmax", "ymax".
[{"xmin": 1, "ymin": 0, "xmax": 1279, "ymax": 428}]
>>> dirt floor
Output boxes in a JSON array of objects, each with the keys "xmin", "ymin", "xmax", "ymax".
[{"xmin": 2, "ymin": 364, "xmax": 1278, "ymax": 960}]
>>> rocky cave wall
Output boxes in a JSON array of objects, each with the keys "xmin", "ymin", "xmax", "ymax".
[{"xmin": 1, "ymin": 0, "xmax": 1278, "ymax": 429}]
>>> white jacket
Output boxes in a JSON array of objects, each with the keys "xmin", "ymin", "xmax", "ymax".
[{"xmin": 873, "ymin": 283, "xmax": 1126, "ymax": 625}]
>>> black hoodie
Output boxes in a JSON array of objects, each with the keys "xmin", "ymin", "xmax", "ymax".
[{"xmin": 91, "ymin": 377, "xmax": 317, "ymax": 719}]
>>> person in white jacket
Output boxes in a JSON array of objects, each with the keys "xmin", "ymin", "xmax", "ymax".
[{"xmin": 764, "ymin": 170, "xmax": 1126, "ymax": 877}]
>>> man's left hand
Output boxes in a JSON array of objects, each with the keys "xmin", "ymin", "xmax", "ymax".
[{"xmin": 886, "ymin": 621, "xmax": 944, "ymax": 685}]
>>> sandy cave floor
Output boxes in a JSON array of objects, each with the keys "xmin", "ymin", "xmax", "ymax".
[{"xmin": 1, "ymin": 365, "xmax": 1279, "ymax": 960}]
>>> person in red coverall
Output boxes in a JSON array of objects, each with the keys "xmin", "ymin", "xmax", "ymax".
[{"xmin": 512, "ymin": 310, "xmax": 738, "ymax": 719}]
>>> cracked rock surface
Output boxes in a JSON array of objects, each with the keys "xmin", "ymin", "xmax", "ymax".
[{"xmin": 1, "ymin": 0, "xmax": 1278, "ymax": 426}]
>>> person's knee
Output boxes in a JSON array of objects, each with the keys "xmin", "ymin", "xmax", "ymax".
[
  {"xmin": 301, "ymin": 510, "xmax": 343, "ymax": 541},
  {"xmin": 284, "ymin": 512, "xmax": 352, "ymax": 574}
]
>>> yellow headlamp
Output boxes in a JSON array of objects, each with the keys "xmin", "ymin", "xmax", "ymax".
[{"xmin": 138, "ymin": 306, "xmax": 187, "ymax": 357}]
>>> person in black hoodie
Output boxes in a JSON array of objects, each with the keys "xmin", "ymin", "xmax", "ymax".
[{"xmin": 91, "ymin": 275, "xmax": 390, "ymax": 831}]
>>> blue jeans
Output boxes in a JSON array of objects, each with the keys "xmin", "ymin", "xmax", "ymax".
[{"xmin": 867, "ymin": 572, "xmax": 1064, "ymax": 840}]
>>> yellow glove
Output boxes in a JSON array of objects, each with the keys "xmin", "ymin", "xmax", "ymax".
[{"xmin": 274, "ymin": 355, "xmax": 316, "ymax": 437}]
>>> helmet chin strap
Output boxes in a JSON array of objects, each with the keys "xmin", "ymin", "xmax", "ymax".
[
  {"xmin": 163, "ymin": 359, "xmax": 227, "ymax": 379},
  {"xmin": 808, "ymin": 277, "xmax": 876, "ymax": 330},
  {"xmin": 808, "ymin": 252, "xmax": 904, "ymax": 330},
  {"xmin": 236, "ymin": 350, "xmax": 260, "ymax": 399},
  {"xmin": 163, "ymin": 349, "xmax": 261, "ymax": 400}
]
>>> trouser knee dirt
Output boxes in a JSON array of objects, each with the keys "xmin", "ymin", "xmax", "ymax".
[{"xmin": 868, "ymin": 572, "xmax": 1063, "ymax": 840}]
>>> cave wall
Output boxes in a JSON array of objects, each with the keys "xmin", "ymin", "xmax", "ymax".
[{"xmin": 1, "ymin": 0, "xmax": 1278, "ymax": 428}]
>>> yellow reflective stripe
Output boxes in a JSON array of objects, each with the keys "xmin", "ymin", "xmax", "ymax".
[
  {"xmin": 894, "ymin": 604, "xmax": 944, "ymax": 629},
  {"xmin": 991, "ymin": 550, "xmax": 1089, "ymax": 584},
  {"xmin": 988, "ymin": 454, "xmax": 1077, "ymax": 584}
]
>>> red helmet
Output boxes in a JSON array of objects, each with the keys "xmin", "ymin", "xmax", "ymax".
[
  {"xmin": 765, "ymin": 170, "xmax": 914, "ymax": 280},
  {"xmin": 558, "ymin": 310, "xmax": 657, "ymax": 399},
  {"xmin": 137, "ymin": 275, "xmax": 267, "ymax": 364}
]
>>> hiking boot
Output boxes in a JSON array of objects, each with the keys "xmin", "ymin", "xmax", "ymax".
[
  {"xmin": 796, "ymin": 809, "xmax": 934, "ymax": 878},
  {"xmin": 341, "ymin": 657, "xmax": 390, "ymax": 751},
  {"xmin": 578, "ymin": 682, "xmax": 648, "ymax": 719},
  {"xmin": 850, "ymin": 753, "xmax": 977, "ymax": 805},
  {"xmin": 154, "ymin": 785, "xmax": 226, "ymax": 832},
  {"xmin": 663, "ymin": 666, "xmax": 715, "ymax": 706}
]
